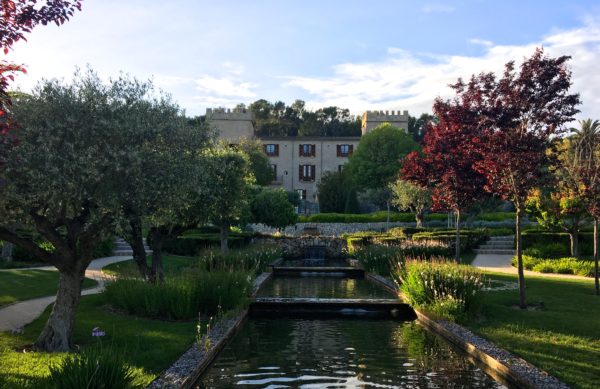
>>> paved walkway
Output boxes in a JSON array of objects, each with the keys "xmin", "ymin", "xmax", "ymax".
[
  {"xmin": 472, "ymin": 253, "xmax": 594, "ymax": 281},
  {"xmin": 0, "ymin": 256, "xmax": 132, "ymax": 332}
]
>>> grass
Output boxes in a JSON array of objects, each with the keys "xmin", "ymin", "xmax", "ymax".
[
  {"xmin": 0, "ymin": 293, "xmax": 196, "ymax": 387},
  {"xmin": 0, "ymin": 270, "xmax": 97, "ymax": 307},
  {"xmin": 102, "ymin": 255, "xmax": 197, "ymax": 277},
  {"xmin": 469, "ymin": 272, "xmax": 600, "ymax": 389}
]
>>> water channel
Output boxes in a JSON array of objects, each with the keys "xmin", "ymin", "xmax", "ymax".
[{"xmin": 196, "ymin": 255, "xmax": 508, "ymax": 388}]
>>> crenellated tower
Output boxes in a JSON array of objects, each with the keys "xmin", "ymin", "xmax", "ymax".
[
  {"xmin": 361, "ymin": 110, "xmax": 409, "ymax": 135},
  {"xmin": 206, "ymin": 107, "xmax": 254, "ymax": 144}
]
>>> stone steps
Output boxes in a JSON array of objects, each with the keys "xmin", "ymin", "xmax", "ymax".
[
  {"xmin": 474, "ymin": 235, "xmax": 515, "ymax": 255},
  {"xmin": 113, "ymin": 238, "xmax": 151, "ymax": 256}
]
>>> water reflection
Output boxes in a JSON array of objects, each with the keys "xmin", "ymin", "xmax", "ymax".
[
  {"xmin": 256, "ymin": 276, "xmax": 396, "ymax": 299},
  {"xmin": 197, "ymin": 319, "xmax": 506, "ymax": 388}
]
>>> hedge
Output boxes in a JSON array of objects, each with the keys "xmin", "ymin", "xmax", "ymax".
[
  {"xmin": 512, "ymin": 255, "xmax": 596, "ymax": 277},
  {"xmin": 297, "ymin": 211, "xmax": 447, "ymax": 223},
  {"xmin": 521, "ymin": 230, "xmax": 594, "ymax": 256},
  {"xmin": 162, "ymin": 233, "xmax": 252, "ymax": 256}
]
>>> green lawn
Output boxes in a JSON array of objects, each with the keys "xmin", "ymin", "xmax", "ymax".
[
  {"xmin": 469, "ymin": 272, "xmax": 600, "ymax": 389},
  {"xmin": 102, "ymin": 255, "xmax": 198, "ymax": 277},
  {"xmin": 0, "ymin": 293, "xmax": 196, "ymax": 388},
  {"xmin": 0, "ymin": 270, "xmax": 97, "ymax": 307}
]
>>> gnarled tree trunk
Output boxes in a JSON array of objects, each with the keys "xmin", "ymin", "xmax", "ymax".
[
  {"xmin": 125, "ymin": 216, "xmax": 149, "ymax": 279},
  {"xmin": 415, "ymin": 212, "xmax": 424, "ymax": 229},
  {"xmin": 34, "ymin": 266, "xmax": 85, "ymax": 351},
  {"xmin": 150, "ymin": 228, "xmax": 165, "ymax": 283}
]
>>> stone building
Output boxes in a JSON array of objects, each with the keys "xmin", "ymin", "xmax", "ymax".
[{"xmin": 206, "ymin": 107, "xmax": 409, "ymax": 211}]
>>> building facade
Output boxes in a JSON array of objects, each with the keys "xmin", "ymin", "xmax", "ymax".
[{"xmin": 207, "ymin": 107, "xmax": 409, "ymax": 210}]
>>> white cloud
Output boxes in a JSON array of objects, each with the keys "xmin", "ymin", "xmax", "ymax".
[
  {"xmin": 195, "ymin": 76, "xmax": 257, "ymax": 98},
  {"xmin": 284, "ymin": 19, "xmax": 600, "ymax": 121},
  {"xmin": 469, "ymin": 38, "xmax": 494, "ymax": 47}
]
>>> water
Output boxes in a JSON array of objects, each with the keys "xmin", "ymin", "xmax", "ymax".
[
  {"xmin": 256, "ymin": 276, "xmax": 397, "ymax": 299},
  {"xmin": 197, "ymin": 319, "xmax": 506, "ymax": 388},
  {"xmin": 278, "ymin": 259, "xmax": 352, "ymax": 268}
]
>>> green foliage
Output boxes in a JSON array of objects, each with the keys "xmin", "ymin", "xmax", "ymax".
[
  {"xmin": 389, "ymin": 179, "xmax": 431, "ymax": 227},
  {"xmin": 238, "ymin": 140, "xmax": 274, "ymax": 186},
  {"xmin": 105, "ymin": 270, "xmax": 251, "ymax": 320},
  {"xmin": 317, "ymin": 171, "xmax": 358, "ymax": 213},
  {"xmin": 93, "ymin": 237, "xmax": 116, "ymax": 258},
  {"xmin": 393, "ymin": 259, "xmax": 486, "ymax": 321},
  {"xmin": 512, "ymin": 255, "xmax": 595, "ymax": 277},
  {"xmin": 47, "ymin": 346, "xmax": 140, "ymax": 389},
  {"xmin": 346, "ymin": 123, "xmax": 419, "ymax": 189},
  {"xmin": 250, "ymin": 187, "xmax": 297, "ymax": 229},
  {"xmin": 298, "ymin": 211, "xmax": 446, "ymax": 223},
  {"xmin": 195, "ymin": 245, "xmax": 281, "ymax": 274},
  {"xmin": 521, "ymin": 230, "xmax": 594, "ymax": 256},
  {"xmin": 474, "ymin": 212, "xmax": 515, "ymax": 221},
  {"xmin": 351, "ymin": 243, "xmax": 452, "ymax": 276}
]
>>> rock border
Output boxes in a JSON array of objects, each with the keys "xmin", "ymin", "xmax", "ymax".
[
  {"xmin": 366, "ymin": 273, "xmax": 569, "ymax": 389},
  {"xmin": 146, "ymin": 272, "xmax": 273, "ymax": 389}
]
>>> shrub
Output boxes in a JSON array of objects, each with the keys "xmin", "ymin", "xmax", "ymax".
[
  {"xmin": 392, "ymin": 259, "xmax": 486, "ymax": 321},
  {"xmin": 105, "ymin": 270, "xmax": 251, "ymax": 320},
  {"xmin": 195, "ymin": 245, "xmax": 281, "ymax": 274},
  {"xmin": 47, "ymin": 346, "xmax": 140, "ymax": 389},
  {"xmin": 514, "ymin": 255, "xmax": 595, "ymax": 277},
  {"xmin": 93, "ymin": 236, "xmax": 115, "ymax": 258},
  {"xmin": 297, "ymin": 212, "xmax": 447, "ymax": 223},
  {"xmin": 475, "ymin": 212, "xmax": 515, "ymax": 221},
  {"xmin": 162, "ymin": 233, "xmax": 251, "ymax": 256},
  {"xmin": 352, "ymin": 245, "xmax": 405, "ymax": 276}
]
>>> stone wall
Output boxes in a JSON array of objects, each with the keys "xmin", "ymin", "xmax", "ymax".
[
  {"xmin": 250, "ymin": 222, "xmax": 415, "ymax": 237},
  {"xmin": 252, "ymin": 235, "xmax": 348, "ymax": 259}
]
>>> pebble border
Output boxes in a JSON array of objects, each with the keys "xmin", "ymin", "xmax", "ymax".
[
  {"xmin": 146, "ymin": 272, "xmax": 273, "ymax": 389},
  {"xmin": 367, "ymin": 273, "xmax": 569, "ymax": 389}
]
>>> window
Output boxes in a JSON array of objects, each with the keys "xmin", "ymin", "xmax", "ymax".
[
  {"xmin": 297, "ymin": 189, "xmax": 306, "ymax": 200},
  {"xmin": 299, "ymin": 144, "xmax": 315, "ymax": 157},
  {"xmin": 299, "ymin": 164, "xmax": 316, "ymax": 181},
  {"xmin": 264, "ymin": 144, "xmax": 279, "ymax": 156},
  {"xmin": 338, "ymin": 164, "xmax": 344, "ymax": 173},
  {"xmin": 270, "ymin": 164, "xmax": 277, "ymax": 180},
  {"xmin": 336, "ymin": 144, "xmax": 353, "ymax": 157}
]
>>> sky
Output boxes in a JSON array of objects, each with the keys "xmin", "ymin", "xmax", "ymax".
[{"xmin": 6, "ymin": 0, "xmax": 600, "ymax": 120}]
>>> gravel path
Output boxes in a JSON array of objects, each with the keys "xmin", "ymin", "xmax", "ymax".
[
  {"xmin": 472, "ymin": 253, "xmax": 593, "ymax": 281},
  {"xmin": 0, "ymin": 255, "xmax": 132, "ymax": 332}
]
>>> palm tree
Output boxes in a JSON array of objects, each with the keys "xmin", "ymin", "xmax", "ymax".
[{"xmin": 571, "ymin": 119, "xmax": 600, "ymax": 164}]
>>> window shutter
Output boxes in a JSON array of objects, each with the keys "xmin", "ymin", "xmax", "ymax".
[
  {"xmin": 263, "ymin": 145, "xmax": 268, "ymax": 154},
  {"xmin": 299, "ymin": 144, "xmax": 303, "ymax": 157},
  {"xmin": 299, "ymin": 165, "xmax": 304, "ymax": 180},
  {"xmin": 348, "ymin": 144, "xmax": 354, "ymax": 155},
  {"xmin": 311, "ymin": 144, "xmax": 316, "ymax": 157},
  {"xmin": 274, "ymin": 144, "xmax": 279, "ymax": 156},
  {"xmin": 311, "ymin": 165, "xmax": 316, "ymax": 179},
  {"xmin": 336, "ymin": 145, "xmax": 341, "ymax": 157}
]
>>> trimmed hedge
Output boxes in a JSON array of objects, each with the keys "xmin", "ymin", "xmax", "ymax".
[
  {"xmin": 162, "ymin": 232, "xmax": 252, "ymax": 256},
  {"xmin": 513, "ymin": 255, "xmax": 596, "ymax": 277},
  {"xmin": 297, "ymin": 211, "xmax": 447, "ymax": 223},
  {"xmin": 475, "ymin": 212, "xmax": 515, "ymax": 221},
  {"xmin": 521, "ymin": 230, "xmax": 594, "ymax": 257}
]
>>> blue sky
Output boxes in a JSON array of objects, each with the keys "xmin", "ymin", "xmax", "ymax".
[{"xmin": 6, "ymin": 0, "xmax": 600, "ymax": 120}]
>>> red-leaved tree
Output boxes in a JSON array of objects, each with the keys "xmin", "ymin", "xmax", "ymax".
[
  {"xmin": 402, "ymin": 96, "xmax": 487, "ymax": 262},
  {"xmin": 468, "ymin": 49, "xmax": 580, "ymax": 308},
  {"xmin": 0, "ymin": 1, "xmax": 82, "ymax": 158}
]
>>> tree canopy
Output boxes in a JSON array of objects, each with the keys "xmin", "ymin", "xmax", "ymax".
[{"xmin": 347, "ymin": 123, "xmax": 419, "ymax": 190}]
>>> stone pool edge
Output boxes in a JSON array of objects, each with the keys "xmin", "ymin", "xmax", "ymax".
[
  {"xmin": 146, "ymin": 272, "xmax": 273, "ymax": 389},
  {"xmin": 366, "ymin": 273, "xmax": 569, "ymax": 389}
]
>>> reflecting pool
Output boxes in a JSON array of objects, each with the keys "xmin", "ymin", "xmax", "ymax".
[
  {"xmin": 255, "ymin": 276, "xmax": 397, "ymax": 299},
  {"xmin": 197, "ymin": 319, "xmax": 506, "ymax": 388}
]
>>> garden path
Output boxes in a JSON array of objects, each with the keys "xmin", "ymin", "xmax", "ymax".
[
  {"xmin": 472, "ymin": 253, "xmax": 593, "ymax": 281},
  {"xmin": 0, "ymin": 255, "xmax": 131, "ymax": 332}
]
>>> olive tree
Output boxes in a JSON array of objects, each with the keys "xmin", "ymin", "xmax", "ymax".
[{"xmin": 389, "ymin": 178, "xmax": 431, "ymax": 228}]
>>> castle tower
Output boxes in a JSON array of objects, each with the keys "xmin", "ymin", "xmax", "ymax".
[
  {"xmin": 206, "ymin": 107, "xmax": 254, "ymax": 144},
  {"xmin": 361, "ymin": 110, "xmax": 409, "ymax": 135}
]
